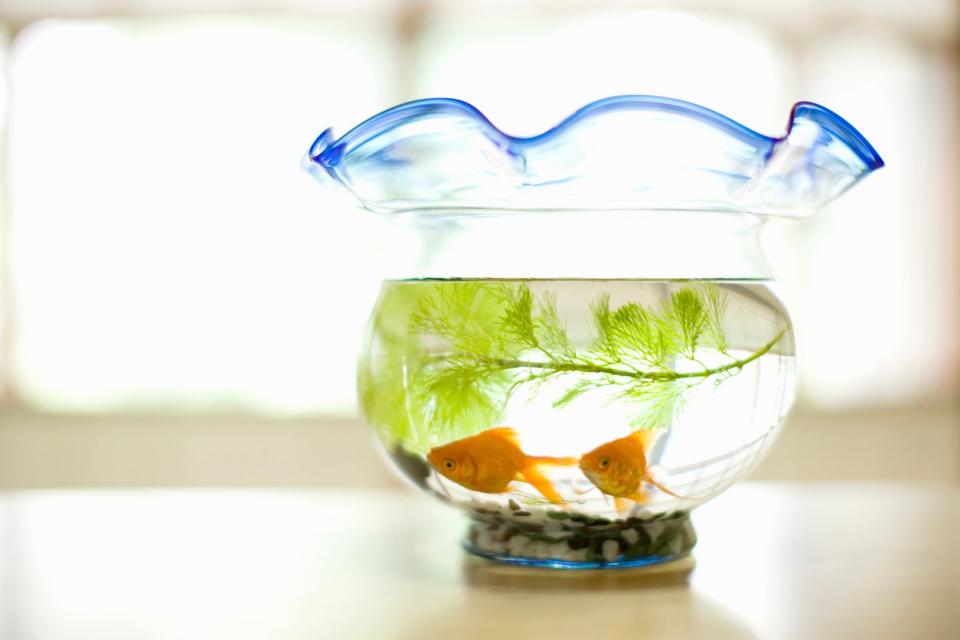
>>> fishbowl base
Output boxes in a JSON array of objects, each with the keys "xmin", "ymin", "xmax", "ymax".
[
  {"xmin": 462, "ymin": 506, "xmax": 696, "ymax": 570},
  {"xmin": 463, "ymin": 544, "xmax": 687, "ymax": 570}
]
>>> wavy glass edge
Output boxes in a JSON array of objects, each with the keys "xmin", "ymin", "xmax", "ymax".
[{"xmin": 304, "ymin": 95, "xmax": 884, "ymax": 217}]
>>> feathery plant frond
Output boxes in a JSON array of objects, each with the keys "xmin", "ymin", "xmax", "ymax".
[
  {"xmin": 494, "ymin": 283, "xmax": 539, "ymax": 353},
  {"xmin": 591, "ymin": 296, "xmax": 678, "ymax": 369},
  {"xmin": 668, "ymin": 288, "xmax": 709, "ymax": 359},
  {"xmin": 372, "ymin": 281, "xmax": 785, "ymax": 452},
  {"xmin": 616, "ymin": 379, "xmax": 694, "ymax": 430},
  {"xmin": 411, "ymin": 358, "xmax": 511, "ymax": 444},
  {"xmin": 533, "ymin": 292, "xmax": 578, "ymax": 360},
  {"xmin": 702, "ymin": 284, "xmax": 729, "ymax": 353},
  {"xmin": 410, "ymin": 282, "xmax": 505, "ymax": 358}
]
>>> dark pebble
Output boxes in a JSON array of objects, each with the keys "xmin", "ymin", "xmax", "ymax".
[
  {"xmin": 567, "ymin": 535, "xmax": 590, "ymax": 550},
  {"xmin": 653, "ymin": 543, "xmax": 673, "ymax": 556},
  {"xmin": 590, "ymin": 537, "xmax": 607, "ymax": 555}
]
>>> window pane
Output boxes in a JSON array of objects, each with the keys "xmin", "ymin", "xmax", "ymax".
[
  {"xmin": 9, "ymin": 17, "xmax": 394, "ymax": 413},
  {"xmin": 413, "ymin": 9, "xmax": 794, "ymax": 135},
  {"xmin": 795, "ymin": 29, "xmax": 959, "ymax": 407},
  {"xmin": 0, "ymin": 31, "xmax": 9, "ymax": 402}
]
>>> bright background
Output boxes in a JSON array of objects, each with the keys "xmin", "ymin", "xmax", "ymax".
[{"xmin": 0, "ymin": 0, "xmax": 957, "ymax": 487}]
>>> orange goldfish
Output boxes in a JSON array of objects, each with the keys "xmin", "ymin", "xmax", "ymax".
[
  {"xmin": 427, "ymin": 427, "xmax": 578, "ymax": 504},
  {"xmin": 579, "ymin": 430, "xmax": 684, "ymax": 514}
]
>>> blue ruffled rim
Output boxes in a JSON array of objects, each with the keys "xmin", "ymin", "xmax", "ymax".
[
  {"xmin": 308, "ymin": 94, "xmax": 884, "ymax": 177},
  {"xmin": 788, "ymin": 101, "xmax": 884, "ymax": 168}
]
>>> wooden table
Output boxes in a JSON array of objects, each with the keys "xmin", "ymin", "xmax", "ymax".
[{"xmin": 0, "ymin": 483, "xmax": 956, "ymax": 639}]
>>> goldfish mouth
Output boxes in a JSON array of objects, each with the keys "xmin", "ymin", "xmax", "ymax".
[
  {"xmin": 431, "ymin": 467, "xmax": 453, "ymax": 498},
  {"xmin": 579, "ymin": 469, "xmax": 601, "ymax": 488}
]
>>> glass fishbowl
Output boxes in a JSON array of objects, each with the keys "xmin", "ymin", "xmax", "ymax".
[{"xmin": 304, "ymin": 96, "xmax": 883, "ymax": 569}]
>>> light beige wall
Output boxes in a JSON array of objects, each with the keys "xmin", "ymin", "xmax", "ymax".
[{"xmin": 0, "ymin": 405, "xmax": 956, "ymax": 489}]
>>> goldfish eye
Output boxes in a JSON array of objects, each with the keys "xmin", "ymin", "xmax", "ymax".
[
  {"xmin": 599, "ymin": 456, "xmax": 611, "ymax": 470},
  {"xmin": 443, "ymin": 459, "xmax": 456, "ymax": 471}
]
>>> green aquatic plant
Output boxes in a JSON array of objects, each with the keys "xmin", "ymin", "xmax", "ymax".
[
  {"xmin": 358, "ymin": 284, "xmax": 422, "ymax": 445},
  {"xmin": 360, "ymin": 282, "xmax": 512, "ymax": 450},
  {"xmin": 363, "ymin": 282, "xmax": 785, "ymax": 453},
  {"xmin": 417, "ymin": 283, "xmax": 784, "ymax": 430}
]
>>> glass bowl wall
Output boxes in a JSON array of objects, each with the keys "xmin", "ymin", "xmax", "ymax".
[
  {"xmin": 305, "ymin": 95, "xmax": 880, "ymax": 569},
  {"xmin": 358, "ymin": 210, "xmax": 796, "ymax": 568}
]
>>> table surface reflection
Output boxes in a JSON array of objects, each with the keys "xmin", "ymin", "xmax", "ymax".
[{"xmin": 0, "ymin": 483, "xmax": 957, "ymax": 639}]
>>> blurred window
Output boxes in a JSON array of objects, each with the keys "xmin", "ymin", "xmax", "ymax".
[
  {"xmin": 6, "ymin": 17, "xmax": 393, "ymax": 414},
  {"xmin": 0, "ymin": 3, "xmax": 957, "ymax": 415}
]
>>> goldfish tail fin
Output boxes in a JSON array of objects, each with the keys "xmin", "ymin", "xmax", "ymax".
[
  {"xmin": 520, "ymin": 463, "xmax": 565, "ymax": 505},
  {"xmin": 527, "ymin": 455, "xmax": 580, "ymax": 467}
]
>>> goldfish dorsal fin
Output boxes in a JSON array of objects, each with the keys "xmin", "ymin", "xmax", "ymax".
[
  {"xmin": 631, "ymin": 428, "xmax": 662, "ymax": 453},
  {"xmin": 487, "ymin": 426, "xmax": 520, "ymax": 445}
]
